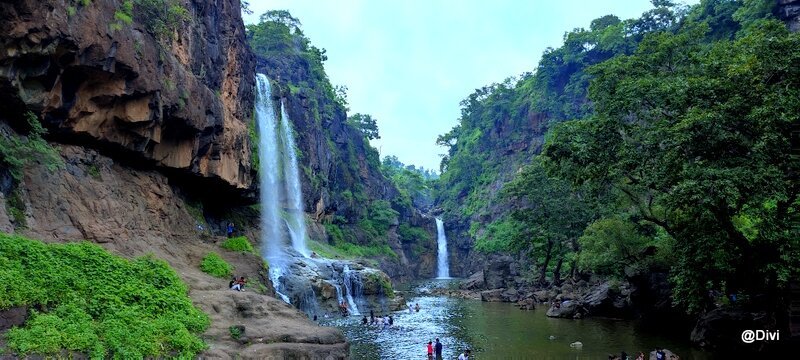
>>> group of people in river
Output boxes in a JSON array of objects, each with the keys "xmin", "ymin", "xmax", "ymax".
[{"xmin": 361, "ymin": 310, "xmax": 394, "ymax": 330}]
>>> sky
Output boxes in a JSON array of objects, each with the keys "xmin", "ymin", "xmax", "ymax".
[{"xmin": 243, "ymin": 0, "xmax": 689, "ymax": 171}]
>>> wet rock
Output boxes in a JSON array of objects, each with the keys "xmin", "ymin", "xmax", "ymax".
[
  {"xmin": 517, "ymin": 298, "xmax": 536, "ymax": 311},
  {"xmin": 546, "ymin": 300, "xmax": 579, "ymax": 318}
]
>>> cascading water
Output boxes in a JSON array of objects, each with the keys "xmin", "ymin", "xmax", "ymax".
[
  {"xmin": 279, "ymin": 101, "xmax": 311, "ymax": 257},
  {"xmin": 342, "ymin": 265, "xmax": 362, "ymax": 315},
  {"xmin": 255, "ymin": 74, "xmax": 291, "ymax": 302},
  {"xmin": 436, "ymin": 218, "xmax": 451, "ymax": 279}
]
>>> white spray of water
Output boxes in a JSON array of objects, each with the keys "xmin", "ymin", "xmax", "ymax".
[
  {"xmin": 436, "ymin": 218, "xmax": 451, "ymax": 279},
  {"xmin": 279, "ymin": 101, "xmax": 310, "ymax": 257}
]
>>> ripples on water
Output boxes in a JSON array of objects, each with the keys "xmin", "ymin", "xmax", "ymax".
[{"xmin": 322, "ymin": 280, "xmax": 711, "ymax": 360}]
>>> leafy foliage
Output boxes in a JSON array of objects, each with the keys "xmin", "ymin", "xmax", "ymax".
[
  {"xmin": 545, "ymin": 18, "xmax": 800, "ymax": 313},
  {"xmin": 0, "ymin": 111, "xmax": 62, "ymax": 181},
  {"xmin": 347, "ymin": 113, "xmax": 380, "ymax": 140},
  {"xmin": 221, "ymin": 236, "xmax": 255, "ymax": 254},
  {"xmin": 0, "ymin": 233, "xmax": 208, "ymax": 358},
  {"xmin": 199, "ymin": 252, "xmax": 233, "ymax": 278},
  {"xmin": 436, "ymin": 0, "xmax": 799, "ymax": 317}
]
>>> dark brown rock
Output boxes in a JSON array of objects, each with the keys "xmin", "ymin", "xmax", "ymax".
[
  {"xmin": 0, "ymin": 306, "xmax": 27, "ymax": 332},
  {"xmin": 0, "ymin": 0, "xmax": 255, "ymax": 197}
]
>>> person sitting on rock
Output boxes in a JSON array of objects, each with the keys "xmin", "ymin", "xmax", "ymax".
[{"xmin": 231, "ymin": 276, "xmax": 246, "ymax": 291}]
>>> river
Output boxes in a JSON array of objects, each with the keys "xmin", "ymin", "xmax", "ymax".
[{"xmin": 322, "ymin": 280, "xmax": 712, "ymax": 359}]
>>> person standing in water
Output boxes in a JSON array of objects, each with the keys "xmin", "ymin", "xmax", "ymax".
[
  {"xmin": 426, "ymin": 341, "xmax": 434, "ymax": 360},
  {"xmin": 434, "ymin": 338, "xmax": 443, "ymax": 360},
  {"xmin": 458, "ymin": 349, "xmax": 471, "ymax": 360}
]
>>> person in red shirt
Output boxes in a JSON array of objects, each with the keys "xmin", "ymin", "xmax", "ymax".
[{"xmin": 426, "ymin": 341, "xmax": 434, "ymax": 359}]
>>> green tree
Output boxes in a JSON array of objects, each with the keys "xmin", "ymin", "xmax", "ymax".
[
  {"xmin": 544, "ymin": 20, "xmax": 800, "ymax": 314},
  {"xmin": 347, "ymin": 113, "xmax": 380, "ymax": 140}
]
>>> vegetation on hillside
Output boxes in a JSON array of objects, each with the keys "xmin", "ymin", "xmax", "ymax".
[
  {"xmin": 0, "ymin": 233, "xmax": 208, "ymax": 358},
  {"xmin": 247, "ymin": 10, "xmax": 434, "ymax": 260},
  {"xmin": 436, "ymin": 0, "xmax": 798, "ymax": 321}
]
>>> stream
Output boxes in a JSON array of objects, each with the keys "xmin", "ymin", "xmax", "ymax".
[{"xmin": 322, "ymin": 280, "xmax": 712, "ymax": 359}]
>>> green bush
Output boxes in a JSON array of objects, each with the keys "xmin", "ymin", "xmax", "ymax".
[
  {"xmin": 200, "ymin": 252, "xmax": 233, "ymax": 278},
  {"xmin": 221, "ymin": 236, "xmax": 255, "ymax": 254},
  {"xmin": 0, "ymin": 111, "xmax": 62, "ymax": 181},
  {"xmin": 0, "ymin": 233, "xmax": 209, "ymax": 358}
]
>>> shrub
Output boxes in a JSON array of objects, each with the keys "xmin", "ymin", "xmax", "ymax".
[
  {"xmin": 200, "ymin": 252, "xmax": 233, "ymax": 278},
  {"xmin": 221, "ymin": 236, "xmax": 255, "ymax": 254},
  {"xmin": 0, "ymin": 233, "xmax": 209, "ymax": 358},
  {"xmin": 0, "ymin": 111, "xmax": 62, "ymax": 181}
]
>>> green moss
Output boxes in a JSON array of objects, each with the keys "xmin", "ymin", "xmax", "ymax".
[
  {"xmin": 221, "ymin": 236, "xmax": 255, "ymax": 254},
  {"xmin": 0, "ymin": 233, "xmax": 209, "ymax": 358},
  {"xmin": 5, "ymin": 190, "xmax": 26, "ymax": 229},
  {"xmin": 86, "ymin": 164, "xmax": 101, "ymax": 179},
  {"xmin": 199, "ymin": 252, "xmax": 233, "ymax": 278}
]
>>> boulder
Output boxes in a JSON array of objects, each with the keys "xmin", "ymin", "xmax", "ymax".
[
  {"xmin": 649, "ymin": 349, "xmax": 678, "ymax": 360},
  {"xmin": 483, "ymin": 255, "xmax": 514, "ymax": 289},
  {"xmin": 581, "ymin": 281, "xmax": 632, "ymax": 318},
  {"xmin": 546, "ymin": 300, "xmax": 579, "ymax": 318},
  {"xmin": 517, "ymin": 298, "xmax": 536, "ymax": 311},
  {"xmin": 480, "ymin": 289, "xmax": 505, "ymax": 302},
  {"xmin": 461, "ymin": 271, "xmax": 486, "ymax": 290},
  {"xmin": 502, "ymin": 288, "xmax": 520, "ymax": 302}
]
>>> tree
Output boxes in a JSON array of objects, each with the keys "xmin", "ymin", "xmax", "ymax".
[
  {"xmin": 347, "ymin": 113, "xmax": 380, "ymax": 140},
  {"xmin": 478, "ymin": 158, "xmax": 596, "ymax": 285},
  {"xmin": 544, "ymin": 20, "xmax": 800, "ymax": 314}
]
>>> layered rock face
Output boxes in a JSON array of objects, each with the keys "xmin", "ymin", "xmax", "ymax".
[{"xmin": 0, "ymin": 0, "xmax": 255, "ymax": 195}]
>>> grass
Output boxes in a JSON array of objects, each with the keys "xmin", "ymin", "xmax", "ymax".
[
  {"xmin": 199, "ymin": 252, "xmax": 233, "ymax": 278},
  {"xmin": 0, "ymin": 233, "xmax": 209, "ymax": 358},
  {"xmin": 221, "ymin": 236, "xmax": 255, "ymax": 254}
]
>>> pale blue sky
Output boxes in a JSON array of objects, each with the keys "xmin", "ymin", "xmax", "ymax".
[{"xmin": 244, "ymin": 1, "xmax": 693, "ymax": 171}]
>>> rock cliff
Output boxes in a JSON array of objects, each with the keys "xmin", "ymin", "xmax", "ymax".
[
  {"xmin": 0, "ymin": 0, "xmax": 255, "ymax": 197},
  {"xmin": 255, "ymin": 57, "xmax": 438, "ymax": 282}
]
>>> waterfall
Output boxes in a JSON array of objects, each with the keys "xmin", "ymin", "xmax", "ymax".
[
  {"xmin": 436, "ymin": 218, "xmax": 451, "ymax": 278},
  {"xmin": 255, "ymin": 74, "xmax": 286, "ymax": 283},
  {"xmin": 342, "ymin": 265, "xmax": 362, "ymax": 315},
  {"xmin": 279, "ymin": 101, "xmax": 310, "ymax": 257}
]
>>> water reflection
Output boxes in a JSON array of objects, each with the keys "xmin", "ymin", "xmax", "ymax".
[{"xmin": 322, "ymin": 280, "xmax": 711, "ymax": 359}]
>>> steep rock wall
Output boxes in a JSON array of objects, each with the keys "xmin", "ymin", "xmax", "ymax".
[{"xmin": 0, "ymin": 0, "xmax": 255, "ymax": 197}]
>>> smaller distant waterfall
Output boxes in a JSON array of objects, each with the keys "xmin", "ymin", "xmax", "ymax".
[
  {"xmin": 343, "ymin": 265, "xmax": 362, "ymax": 315},
  {"xmin": 436, "ymin": 218, "xmax": 451, "ymax": 279},
  {"xmin": 279, "ymin": 101, "xmax": 311, "ymax": 257}
]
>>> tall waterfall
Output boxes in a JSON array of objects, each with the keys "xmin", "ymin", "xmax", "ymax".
[
  {"xmin": 279, "ymin": 102, "xmax": 310, "ymax": 257},
  {"xmin": 436, "ymin": 218, "xmax": 450, "ymax": 278},
  {"xmin": 255, "ymin": 74, "xmax": 284, "ymax": 269}
]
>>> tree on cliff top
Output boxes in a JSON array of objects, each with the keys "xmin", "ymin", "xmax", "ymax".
[{"xmin": 348, "ymin": 113, "xmax": 380, "ymax": 140}]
